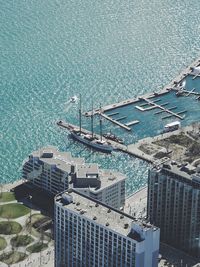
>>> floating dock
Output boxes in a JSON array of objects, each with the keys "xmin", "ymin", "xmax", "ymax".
[
  {"xmin": 139, "ymin": 97, "xmax": 184, "ymax": 120},
  {"xmin": 115, "ymin": 116, "xmax": 127, "ymax": 121},
  {"xmin": 192, "ymin": 74, "xmax": 200, "ymax": 79},
  {"xmin": 107, "ymin": 112, "xmax": 119, "ymax": 116},
  {"xmin": 125, "ymin": 120, "xmax": 140, "ymax": 127},
  {"xmin": 100, "ymin": 113, "xmax": 131, "ymax": 131}
]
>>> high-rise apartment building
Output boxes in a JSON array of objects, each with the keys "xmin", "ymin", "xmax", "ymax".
[
  {"xmin": 55, "ymin": 189, "xmax": 160, "ymax": 267},
  {"xmin": 22, "ymin": 146, "xmax": 125, "ymax": 209},
  {"xmin": 147, "ymin": 162, "xmax": 200, "ymax": 257}
]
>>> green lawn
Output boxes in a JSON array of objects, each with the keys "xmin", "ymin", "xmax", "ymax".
[
  {"xmin": 0, "ymin": 192, "xmax": 15, "ymax": 202},
  {"xmin": 11, "ymin": 235, "xmax": 34, "ymax": 247},
  {"xmin": 0, "ymin": 251, "xmax": 27, "ymax": 265},
  {"xmin": 0, "ymin": 221, "xmax": 22, "ymax": 235},
  {"xmin": 0, "ymin": 203, "xmax": 30, "ymax": 219},
  {"xmin": 0, "ymin": 237, "xmax": 7, "ymax": 250},
  {"xmin": 27, "ymin": 242, "xmax": 48, "ymax": 253}
]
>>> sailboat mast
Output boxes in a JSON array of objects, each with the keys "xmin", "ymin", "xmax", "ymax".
[
  {"xmin": 99, "ymin": 104, "xmax": 102, "ymax": 141},
  {"xmin": 91, "ymin": 101, "xmax": 94, "ymax": 138},
  {"xmin": 79, "ymin": 94, "xmax": 82, "ymax": 133}
]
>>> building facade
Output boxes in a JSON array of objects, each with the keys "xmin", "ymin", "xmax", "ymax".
[
  {"xmin": 22, "ymin": 146, "xmax": 125, "ymax": 209},
  {"xmin": 147, "ymin": 163, "xmax": 200, "ymax": 257},
  {"xmin": 55, "ymin": 190, "xmax": 160, "ymax": 267},
  {"xmin": 22, "ymin": 146, "xmax": 83, "ymax": 195},
  {"xmin": 73, "ymin": 164, "xmax": 126, "ymax": 209}
]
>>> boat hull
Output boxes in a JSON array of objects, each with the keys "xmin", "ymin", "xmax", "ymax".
[{"xmin": 70, "ymin": 131, "xmax": 113, "ymax": 153}]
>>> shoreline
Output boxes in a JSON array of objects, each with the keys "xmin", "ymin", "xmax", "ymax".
[{"xmin": 1, "ymin": 179, "xmax": 25, "ymax": 191}]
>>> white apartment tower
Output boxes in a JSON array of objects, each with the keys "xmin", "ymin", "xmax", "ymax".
[
  {"xmin": 22, "ymin": 146, "xmax": 126, "ymax": 209},
  {"xmin": 55, "ymin": 190, "xmax": 160, "ymax": 267}
]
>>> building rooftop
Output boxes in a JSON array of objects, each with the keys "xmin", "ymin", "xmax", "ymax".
[
  {"xmin": 55, "ymin": 190, "xmax": 157, "ymax": 242},
  {"xmin": 152, "ymin": 160, "xmax": 200, "ymax": 183},
  {"xmin": 75, "ymin": 163, "xmax": 125, "ymax": 191},
  {"xmin": 30, "ymin": 146, "xmax": 85, "ymax": 172},
  {"xmin": 28, "ymin": 146, "xmax": 126, "ymax": 191},
  {"xmin": 76, "ymin": 163, "xmax": 99, "ymax": 178},
  {"xmin": 92, "ymin": 169, "xmax": 125, "ymax": 192}
]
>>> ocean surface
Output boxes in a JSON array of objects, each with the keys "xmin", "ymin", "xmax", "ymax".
[{"xmin": 1, "ymin": 0, "xmax": 200, "ymax": 194}]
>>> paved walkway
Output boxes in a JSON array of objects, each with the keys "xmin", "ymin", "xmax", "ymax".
[
  {"xmin": 124, "ymin": 186, "xmax": 147, "ymax": 219},
  {"xmin": 0, "ymin": 246, "xmax": 54, "ymax": 267}
]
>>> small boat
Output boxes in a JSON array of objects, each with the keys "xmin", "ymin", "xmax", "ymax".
[
  {"xmin": 103, "ymin": 132, "xmax": 124, "ymax": 144},
  {"xmin": 70, "ymin": 95, "xmax": 78, "ymax": 103},
  {"xmin": 176, "ymin": 90, "xmax": 184, "ymax": 97}
]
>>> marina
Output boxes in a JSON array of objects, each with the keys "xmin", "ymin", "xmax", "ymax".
[
  {"xmin": 85, "ymin": 57, "xmax": 200, "ymax": 117},
  {"xmin": 57, "ymin": 56, "xmax": 200, "ymax": 163},
  {"xmin": 82, "ymin": 57, "xmax": 200, "ymax": 139}
]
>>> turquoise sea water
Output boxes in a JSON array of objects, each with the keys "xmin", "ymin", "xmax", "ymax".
[{"xmin": 1, "ymin": 0, "xmax": 200, "ymax": 194}]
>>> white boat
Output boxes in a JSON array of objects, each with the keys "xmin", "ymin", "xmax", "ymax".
[
  {"xmin": 70, "ymin": 130, "xmax": 113, "ymax": 153},
  {"xmin": 70, "ymin": 95, "xmax": 78, "ymax": 103},
  {"xmin": 164, "ymin": 121, "xmax": 180, "ymax": 133}
]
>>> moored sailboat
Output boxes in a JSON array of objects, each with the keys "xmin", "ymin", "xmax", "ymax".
[{"xmin": 69, "ymin": 97, "xmax": 113, "ymax": 153}]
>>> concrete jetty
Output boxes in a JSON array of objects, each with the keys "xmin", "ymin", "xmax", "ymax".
[
  {"xmin": 57, "ymin": 120, "xmax": 154, "ymax": 162},
  {"xmin": 85, "ymin": 57, "xmax": 200, "ymax": 117}
]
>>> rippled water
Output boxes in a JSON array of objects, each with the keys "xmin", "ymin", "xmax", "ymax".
[{"xmin": 1, "ymin": 0, "xmax": 200, "ymax": 193}]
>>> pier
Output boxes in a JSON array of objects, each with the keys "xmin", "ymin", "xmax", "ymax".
[
  {"xmin": 57, "ymin": 120, "xmax": 153, "ymax": 162},
  {"xmin": 57, "ymin": 57, "xmax": 200, "ymax": 166},
  {"xmin": 139, "ymin": 97, "xmax": 185, "ymax": 120},
  {"xmin": 100, "ymin": 113, "xmax": 131, "ymax": 131},
  {"xmin": 154, "ymin": 106, "xmax": 177, "ymax": 115},
  {"xmin": 192, "ymin": 73, "xmax": 200, "ymax": 80},
  {"xmin": 179, "ymin": 89, "xmax": 200, "ymax": 96},
  {"xmin": 85, "ymin": 57, "xmax": 200, "ymax": 117},
  {"xmin": 126, "ymin": 120, "xmax": 139, "ymax": 127},
  {"xmin": 83, "ymin": 57, "xmax": 200, "ymax": 135}
]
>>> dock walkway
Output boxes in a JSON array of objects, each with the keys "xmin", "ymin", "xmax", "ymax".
[
  {"xmin": 140, "ymin": 97, "xmax": 184, "ymax": 119},
  {"xmin": 57, "ymin": 120, "xmax": 154, "ymax": 162},
  {"xmin": 100, "ymin": 113, "xmax": 131, "ymax": 131}
]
